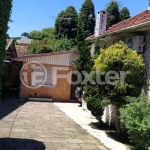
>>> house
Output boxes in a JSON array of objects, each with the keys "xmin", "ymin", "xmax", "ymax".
[
  {"xmin": 86, "ymin": 6, "xmax": 150, "ymax": 125},
  {"xmin": 12, "ymin": 50, "xmax": 79, "ymax": 101},
  {"xmin": 88, "ymin": 8, "xmax": 150, "ymax": 97},
  {"xmin": 2, "ymin": 39, "xmax": 20, "ymax": 99},
  {"xmin": 15, "ymin": 45, "xmax": 28, "ymax": 57}
]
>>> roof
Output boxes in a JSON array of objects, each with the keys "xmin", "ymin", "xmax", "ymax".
[
  {"xmin": 15, "ymin": 45, "xmax": 28, "ymax": 57},
  {"xmin": 103, "ymin": 10, "xmax": 150, "ymax": 35},
  {"xmin": 13, "ymin": 50, "xmax": 78, "ymax": 60},
  {"xmin": 12, "ymin": 50, "xmax": 79, "ymax": 66},
  {"xmin": 16, "ymin": 38, "xmax": 32, "ymax": 45},
  {"xmin": 6, "ymin": 39, "xmax": 13, "ymax": 50},
  {"xmin": 87, "ymin": 9, "xmax": 150, "ymax": 41}
]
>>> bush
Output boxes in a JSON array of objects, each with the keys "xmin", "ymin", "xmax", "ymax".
[
  {"xmin": 94, "ymin": 41, "xmax": 145, "ymax": 134},
  {"xmin": 120, "ymin": 94, "xmax": 150, "ymax": 150},
  {"xmin": 85, "ymin": 85, "xmax": 104, "ymax": 123}
]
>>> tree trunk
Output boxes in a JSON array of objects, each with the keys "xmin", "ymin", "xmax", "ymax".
[
  {"xmin": 96, "ymin": 116, "xmax": 102, "ymax": 127},
  {"xmin": 115, "ymin": 106, "xmax": 121, "ymax": 135}
]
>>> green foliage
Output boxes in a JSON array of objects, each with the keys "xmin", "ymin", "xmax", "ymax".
[
  {"xmin": 85, "ymin": 85, "xmax": 104, "ymax": 118},
  {"xmin": 94, "ymin": 37, "xmax": 100, "ymax": 56},
  {"xmin": 55, "ymin": 6, "xmax": 78, "ymax": 40},
  {"xmin": 21, "ymin": 32, "xmax": 29, "ymax": 38},
  {"xmin": 26, "ymin": 40, "xmax": 54, "ymax": 55},
  {"xmin": 55, "ymin": 38, "xmax": 76, "ymax": 51},
  {"xmin": 28, "ymin": 30, "xmax": 46, "ymax": 40},
  {"xmin": 29, "ymin": 28, "xmax": 55, "ymax": 40},
  {"xmin": 94, "ymin": 41, "xmax": 145, "ymax": 106},
  {"xmin": 106, "ymin": 1, "xmax": 130, "ymax": 28},
  {"xmin": 106, "ymin": 0, "xmax": 120, "ymax": 28},
  {"xmin": 28, "ymin": 27, "xmax": 76, "ymax": 53},
  {"xmin": 0, "ymin": 0, "xmax": 12, "ymax": 97},
  {"xmin": 120, "ymin": 94, "xmax": 150, "ymax": 150},
  {"xmin": 80, "ymin": 0, "xmax": 95, "ymax": 37},
  {"xmin": 119, "ymin": 7, "xmax": 130, "ymax": 22},
  {"xmin": 75, "ymin": 15, "xmax": 93, "ymax": 77}
]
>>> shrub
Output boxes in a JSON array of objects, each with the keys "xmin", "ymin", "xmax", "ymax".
[
  {"xmin": 94, "ymin": 41, "xmax": 145, "ymax": 134},
  {"xmin": 120, "ymin": 94, "xmax": 150, "ymax": 150},
  {"xmin": 85, "ymin": 85, "xmax": 104, "ymax": 124}
]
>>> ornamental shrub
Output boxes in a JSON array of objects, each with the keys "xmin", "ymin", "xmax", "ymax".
[{"xmin": 120, "ymin": 94, "xmax": 150, "ymax": 150}]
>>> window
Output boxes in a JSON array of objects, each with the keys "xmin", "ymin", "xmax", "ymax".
[{"xmin": 31, "ymin": 65, "xmax": 56, "ymax": 87}]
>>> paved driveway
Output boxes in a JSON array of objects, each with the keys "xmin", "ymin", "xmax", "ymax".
[{"xmin": 0, "ymin": 101, "xmax": 108, "ymax": 150}]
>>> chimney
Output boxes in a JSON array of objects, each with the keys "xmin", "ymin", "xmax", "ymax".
[
  {"xmin": 148, "ymin": 0, "xmax": 150, "ymax": 10},
  {"xmin": 95, "ymin": 10, "xmax": 107, "ymax": 37}
]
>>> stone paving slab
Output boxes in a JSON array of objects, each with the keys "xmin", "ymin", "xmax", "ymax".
[
  {"xmin": 0, "ymin": 101, "xmax": 108, "ymax": 150},
  {"xmin": 54, "ymin": 102, "xmax": 129, "ymax": 150}
]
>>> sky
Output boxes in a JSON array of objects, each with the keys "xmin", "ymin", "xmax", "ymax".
[{"xmin": 8, "ymin": 0, "xmax": 149, "ymax": 37}]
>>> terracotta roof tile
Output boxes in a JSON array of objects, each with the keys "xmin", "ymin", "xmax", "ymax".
[
  {"xmin": 103, "ymin": 10, "xmax": 150, "ymax": 35},
  {"xmin": 15, "ymin": 45, "xmax": 28, "ymax": 57}
]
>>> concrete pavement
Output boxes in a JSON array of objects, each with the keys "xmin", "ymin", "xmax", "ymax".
[{"xmin": 54, "ymin": 102, "xmax": 129, "ymax": 150}]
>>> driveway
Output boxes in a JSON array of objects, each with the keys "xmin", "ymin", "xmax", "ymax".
[{"xmin": 0, "ymin": 101, "xmax": 108, "ymax": 150}]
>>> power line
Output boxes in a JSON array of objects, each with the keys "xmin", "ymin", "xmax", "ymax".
[{"xmin": 46, "ymin": 15, "xmax": 72, "ymax": 20}]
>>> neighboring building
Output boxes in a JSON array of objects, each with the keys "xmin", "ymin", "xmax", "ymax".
[
  {"xmin": 12, "ymin": 50, "xmax": 79, "ymax": 101},
  {"xmin": 15, "ymin": 45, "xmax": 28, "ymax": 57},
  {"xmin": 87, "ymin": 7, "xmax": 150, "ymax": 125},
  {"xmin": 2, "ymin": 39, "xmax": 19, "ymax": 99},
  {"xmin": 16, "ymin": 38, "xmax": 32, "ymax": 46},
  {"xmin": 6, "ymin": 39, "xmax": 17, "ymax": 59}
]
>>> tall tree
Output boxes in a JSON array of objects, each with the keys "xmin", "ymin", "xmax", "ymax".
[
  {"xmin": 80, "ymin": 0, "xmax": 95, "ymax": 37},
  {"xmin": 119, "ymin": 7, "xmax": 130, "ymax": 22},
  {"xmin": 0, "ymin": 0, "xmax": 12, "ymax": 98},
  {"xmin": 63, "ymin": 6, "xmax": 78, "ymax": 40},
  {"xmin": 75, "ymin": 15, "xmax": 93, "ymax": 81},
  {"xmin": 54, "ymin": 11, "xmax": 66, "ymax": 39},
  {"xmin": 54, "ymin": 6, "xmax": 78, "ymax": 41},
  {"xmin": 106, "ymin": 0, "xmax": 120, "ymax": 28}
]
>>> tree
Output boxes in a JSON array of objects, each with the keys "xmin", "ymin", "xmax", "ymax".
[
  {"xmin": 29, "ymin": 28, "xmax": 55, "ymax": 40},
  {"xmin": 28, "ymin": 30, "xmax": 46, "ymax": 40},
  {"xmin": 54, "ymin": 6, "xmax": 78, "ymax": 41},
  {"xmin": 0, "ymin": 0, "xmax": 12, "ymax": 98},
  {"xmin": 80, "ymin": 0, "xmax": 95, "ymax": 37},
  {"xmin": 21, "ymin": 32, "xmax": 29, "ymax": 38},
  {"xmin": 94, "ymin": 37, "xmax": 100, "ymax": 56},
  {"xmin": 119, "ymin": 7, "xmax": 130, "ymax": 22},
  {"xmin": 26, "ymin": 40, "xmax": 55, "ymax": 55},
  {"xmin": 63, "ymin": 6, "xmax": 78, "ymax": 40},
  {"xmin": 106, "ymin": 0, "xmax": 120, "ymax": 28},
  {"xmin": 75, "ymin": 15, "xmax": 93, "ymax": 77},
  {"xmin": 55, "ymin": 38, "xmax": 76, "ymax": 51},
  {"xmin": 55, "ymin": 11, "xmax": 65, "ymax": 39},
  {"xmin": 94, "ymin": 41, "xmax": 145, "ymax": 134},
  {"xmin": 120, "ymin": 94, "xmax": 150, "ymax": 150}
]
